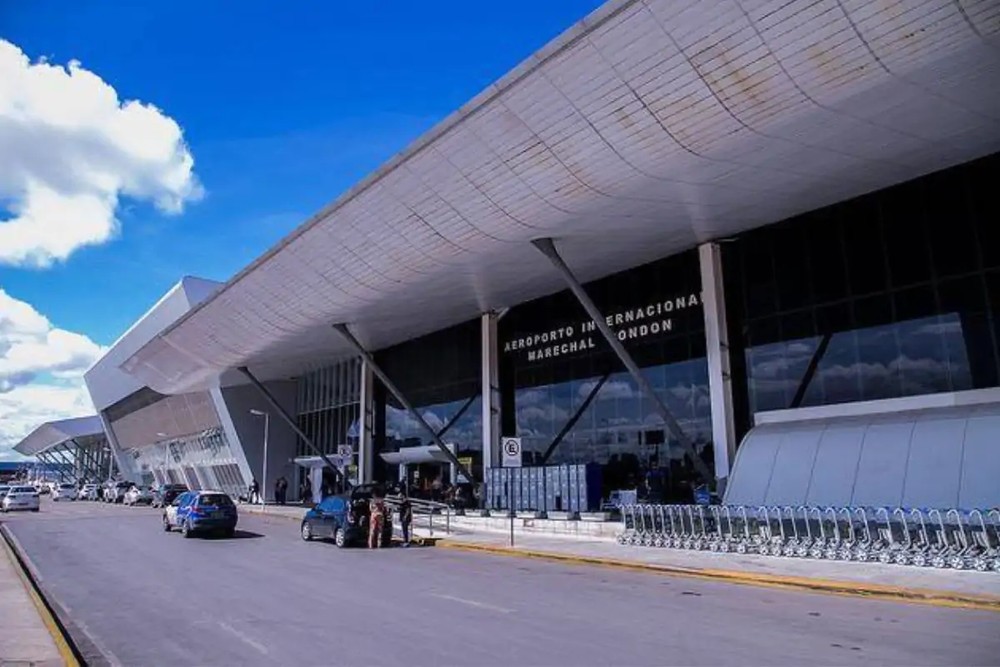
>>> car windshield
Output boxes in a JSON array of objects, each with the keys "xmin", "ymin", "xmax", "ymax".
[
  {"xmin": 197, "ymin": 494, "xmax": 233, "ymax": 507},
  {"xmin": 13, "ymin": 486, "xmax": 36, "ymax": 493},
  {"xmin": 59, "ymin": 484, "xmax": 75, "ymax": 489}
]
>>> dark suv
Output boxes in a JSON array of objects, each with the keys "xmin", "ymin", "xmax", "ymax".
[
  {"xmin": 153, "ymin": 483, "xmax": 189, "ymax": 508},
  {"xmin": 300, "ymin": 484, "xmax": 392, "ymax": 548}
]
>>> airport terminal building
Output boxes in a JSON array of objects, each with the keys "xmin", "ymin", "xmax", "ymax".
[{"xmin": 17, "ymin": 0, "xmax": 1000, "ymax": 509}]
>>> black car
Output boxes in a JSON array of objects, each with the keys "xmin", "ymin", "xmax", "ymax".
[
  {"xmin": 300, "ymin": 484, "xmax": 392, "ymax": 548},
  {"xmin": 153, "ymin": 483, "xmax": 189, "ymax": 508}
]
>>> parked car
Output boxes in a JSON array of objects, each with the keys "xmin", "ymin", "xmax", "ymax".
[
  {"xmin": 124, "ymin": 485, "xmax": 154, "ymax": 506},
  {"xmin": 79, "ymin": 484, "xmax": 99, "ymax": 501},
  {"xmin": 300, "ymin": 483, "xmax": 392, "ymax": 548},
  {"xmin": 2, "ymin": 485, "xmax": 40, "ymax": 513},
  {"xmin": 162, "ymin": 491, "xmax": 238, "ymax": 538},
  {"xmin": 52, "ymin": 483, "xmax": 78, "ymax": 501},
  {"xmin": 107, "ymin": 481, "xmax": 133, "ymax": 504},
  {"xmin": 152, "ymin": 484, "xmax": 188, "ymax": 508},
  {"xmin": 0, "ymin": 485, "xmax": 11, "ymax": 503}
]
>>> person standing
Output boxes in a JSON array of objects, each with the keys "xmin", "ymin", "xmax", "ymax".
[
  {"xmin": 249, "ymin": 478, "xmax": 260, "ymax": 505},
  {"xmin": 300, "ymin": 476, "xmax": 312, "ymax": 505},
  {"xmin": 368, "ymin": 494, "xmax": 387, "ymax": 549},
  {"xmin": 399, "ymin": 492, "xmax": 413, "ymax": 547}
]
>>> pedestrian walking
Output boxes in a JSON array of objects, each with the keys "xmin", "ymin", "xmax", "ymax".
[
  {"xmin": 249, "ymin": 478, "xmax": 260, "ymax": 505},
  {"xmin": 275, "ymin": 476, "xmax": 288, "ymax": 505},
  {"xmin": 399, "ymin": 492, "xmax": 413, "ymax": 547},
  {"xmin": 300, "ymin": 476, "xmax": 312, "ymax": 505}
]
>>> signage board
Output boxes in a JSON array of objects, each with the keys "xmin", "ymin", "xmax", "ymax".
[
  {"xmin": 501, "ymin": 437, "xmax": 522, "ymax": 468},
  {"xmin": 337, "ymin": 445, "xmax": 353, "ymax": 458},
  {"xmin": 456, "ymin": 456, "xmax": 474, "ymax": 484}
]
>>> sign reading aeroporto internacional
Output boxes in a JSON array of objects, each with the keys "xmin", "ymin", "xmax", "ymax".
[{"xmin": 503, "ymin": 292, "xmax": 701, "ymax": 363}]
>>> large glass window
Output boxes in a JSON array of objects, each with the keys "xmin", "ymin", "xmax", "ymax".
[
  {"xmin": 295, "ymin": 358, "xmax": 362, "ymax": 459},
  {"xmin": 373, "ymin": 320, "xmax": 482, "ymax": 484},
  {"xmin": 726, "ymin": 153, "xmax": 1000, "ymax": 423},
  {"xmin": 502, "ymin": 250, "xmax": 712, "ymax": 501}
]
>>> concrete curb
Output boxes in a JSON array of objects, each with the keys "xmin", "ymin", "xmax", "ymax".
[
  {"xmin": 435, "ymin": 540, "xmax": 1000, "ymax": 612},
  {"xmin": 1, "ymin": 525, "xmax": 82, "ymax": 666}
]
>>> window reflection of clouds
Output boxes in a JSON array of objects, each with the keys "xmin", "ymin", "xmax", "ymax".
[
  {"xmin": 514, "ymin": 358, "xmax": 712, "ymax": 467},
  {"xmin": 385, "ymin": 396, "xmax": 482, "ymax": 453},
  {"xmin": 747, "ymin": 314, "xmax": 973, "ymax": 413}
]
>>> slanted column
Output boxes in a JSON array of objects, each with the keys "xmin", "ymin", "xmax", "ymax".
[
  {"xmin": 358, "ymin": 359, "xmax": 375, "ymax": 483},
  {"xmin": 699, "ymin": 242, "xmax": 737, "ymax": 493},
  {"xmin": 481, "ymin": 311, "xmax": 501, "ymax": 474}
]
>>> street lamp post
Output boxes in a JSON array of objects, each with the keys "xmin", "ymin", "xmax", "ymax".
[{"xmin": 250, "ymin": 409, "xmax": 269, "ymax": 511}]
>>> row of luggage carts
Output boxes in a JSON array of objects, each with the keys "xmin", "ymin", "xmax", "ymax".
[{"xmin": 617, "ymin": 504, "xmax": 1000, "ymax": 572}]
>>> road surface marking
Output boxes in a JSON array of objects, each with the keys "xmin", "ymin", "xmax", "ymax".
[
  {"xmin": 431, "ymin": 593, "xmax": 514, "ymax": 614},
  {"xmin": 218, "ymin": 621, "xmax": 269, "ymax": 655}
]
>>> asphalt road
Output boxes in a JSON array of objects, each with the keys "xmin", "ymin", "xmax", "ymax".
[{"xmin": 3, "ymin": 499, "xmax": 998, "ymax": 667}]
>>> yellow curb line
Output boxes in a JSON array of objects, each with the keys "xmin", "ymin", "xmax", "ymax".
[
  {"xmin": 436, "ymin": 540, "xmax": 1000, "ymax": 612},
  {"xmin": 1, "ymin": 534, "xmax": 80, "ymax": 667}
]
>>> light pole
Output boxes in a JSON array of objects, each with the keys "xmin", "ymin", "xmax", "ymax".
[{"xmin": 250, "ymin": 409, "xmax": 269, "ymax": 510}]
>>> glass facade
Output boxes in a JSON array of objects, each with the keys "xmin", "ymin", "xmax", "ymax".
[
  {"xmin": 373, "ymin": 320, "xmax": 482, "ymax": 483},
  {"xmin": 104, "ymin": 389, "xmax": 247, "ymax": 497},
  {"xmin": 501, "ymin": 250, "xmax": 712, "ymax": 500},
  {"xmin": 723, "ymin": 153, "xmax": 1000, "ymax": 435},
  {"xmin": 295, "ymin": 358, "xmax": 362, "ymax": 459}
]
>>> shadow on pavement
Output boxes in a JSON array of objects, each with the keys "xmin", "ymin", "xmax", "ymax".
[{"xmin": 204, "ymin": 530, "xmax": 265, "ymax": 540}]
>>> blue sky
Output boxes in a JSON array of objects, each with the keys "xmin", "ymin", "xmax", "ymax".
[
  {"xmin": 0, "ymin": 0, "xmax": 604, "ymax": 457},
  {"xmin": 1, "ymin": 0, "xmax": 603, "ymax": 344}
]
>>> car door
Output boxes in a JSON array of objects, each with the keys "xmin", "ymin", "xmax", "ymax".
[
  {"xmin": 316, "ymin": 497, "xmax": 345, "ymax": 539},
  {"xmin": 170, "ymin": 493, "xmax": 192, "ymax": 527}
]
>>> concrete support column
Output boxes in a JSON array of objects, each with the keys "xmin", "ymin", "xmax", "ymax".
[
  {"xmin": 481, "ymin": 311, "xmax": 501, "ymax": 474},
  {"xmin": 699, "ymin": 242, "xmax": 737, "ymax": 492},
  {"xmin": 98, "ymin": 411, "xmax": 137, "ymax": 482},
  {"xmin": 358, "ymin": 359, "xmax": 375, "ymax": 483}
]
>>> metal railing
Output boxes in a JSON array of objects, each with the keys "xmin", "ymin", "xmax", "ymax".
[
  {"xmin": 617, "ymin": 504, "xmax": 1000, "ymax": 572},
  {"xmin": 385, "ymin": 496, "xmax": 453, "ymax": 537}
]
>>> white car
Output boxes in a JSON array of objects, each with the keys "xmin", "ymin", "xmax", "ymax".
[
  {"xmin": 2, "ymin": 485, "xmax": 40, "ymax": 512},
  {"xmin": 52, "ymin": 483, "xmax": 78, "ymax": 501},
  {"xmin": 80, "ymin": 484, "xmax": 99, "ymax": 501},
  {"xmin": 124, "ymin": 485, "xmax": 154, "ymax": 506},
  {"xmin": 0, "ymin": 485, "xmax": 11, "ymax": 504}
]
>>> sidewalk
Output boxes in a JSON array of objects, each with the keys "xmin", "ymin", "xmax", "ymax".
[
  {"xmin": 242, "ymin": 504, "xmax": 1000, "ymax": 610},
  {"xmin": 0, "ymin": 536, "xmax": 66, "ymax": 666},
  {"xmin": 433, "ymin": 529, "xmax": 1000, "ymax": 610}
]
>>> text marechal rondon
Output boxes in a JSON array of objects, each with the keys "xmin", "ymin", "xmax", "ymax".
[{"xmin": 503, "ymin": 292, "xmax": 701, "ymax": 362}]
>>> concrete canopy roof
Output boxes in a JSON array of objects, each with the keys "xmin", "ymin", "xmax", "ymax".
[
  {"xmin": 13, "ymin": 416, "xmax": 105, "ymax": 457},
  {"xmin": 124, "ymin": 0, "xmax": 1000, "ymax": 395}
]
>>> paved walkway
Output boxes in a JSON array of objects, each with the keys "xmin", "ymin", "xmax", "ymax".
[
  {"xmin": 243, "ymin": 503, "xmax": 1000, "ymax": 607},
  {"xmin": 0, "ymin": 536, "xmax": 64, "ymax": 666}
]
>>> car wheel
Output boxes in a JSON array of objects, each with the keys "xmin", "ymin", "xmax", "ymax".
[
  {"xmin": 162, "ymin": 514, "xmax": 172, "ymax": 532},
  {"xmin": 301, "ymin": 522, "xmax": 313, "ymax": 541},
  {"xmin": 182, "ymin": 521, "xmax": 193, "ymax": 539},
  {"xmin": 335, "ymin": 528, "xmax": 347, "ymax": 549}
]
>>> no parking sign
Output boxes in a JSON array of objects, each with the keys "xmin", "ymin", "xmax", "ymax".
[{"xmin": 501, "ymin": 437, "xmax": 522, "ymax": 468}]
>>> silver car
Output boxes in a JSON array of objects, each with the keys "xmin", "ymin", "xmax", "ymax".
[{"xmin": 2, "ymin": 485, "xmax": 40, "ymax": 512}]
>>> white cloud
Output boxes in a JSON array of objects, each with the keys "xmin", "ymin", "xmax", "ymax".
[
  {"xmin": 0, "ymin": 382, "xmax": 94, "ymax": 461},
  {"xmin": 0, "ymin": 289, "xmax": 105, "ymax": 391},
  {"xmin": 0, "ymin": 290, "xmax": 103, "ymax": 459},
  {"xmin": 0, "ymin": 40, "xmax": 202, "ymax": 267}
]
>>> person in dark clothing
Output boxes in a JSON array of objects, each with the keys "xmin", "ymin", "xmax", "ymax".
[
  {"xmin": 249, "ymin": 478, "xmax": 261, "ymax": 505},
  {"xmin": 275, "ymin": 476, "xmax": 288, "ymax": 505},
  {"xmin": 300, "ymin": 476, "xmax": 312, "ymax": 505},
  {"xmin": 399, "ymin": 492, "xmax": 413, "ymax": 547}
]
